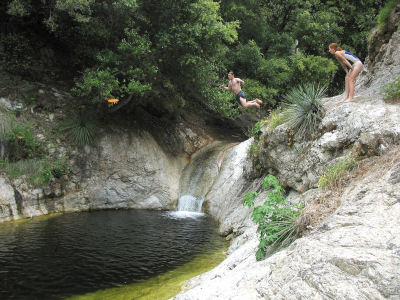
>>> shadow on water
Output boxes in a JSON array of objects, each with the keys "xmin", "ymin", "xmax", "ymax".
[{"xmin": 0, "ymin": 210, "xmax": 228, "ymax": 300}]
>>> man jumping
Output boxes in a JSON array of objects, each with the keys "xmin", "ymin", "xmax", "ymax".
[{"xmin": 219, "ymin": 71, "xmax": 262, "ymax": 109}]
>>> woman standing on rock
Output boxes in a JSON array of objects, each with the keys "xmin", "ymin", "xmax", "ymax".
[{"xmin": 329, "ymin": 43, "xmax": 363, "ymax": 103}]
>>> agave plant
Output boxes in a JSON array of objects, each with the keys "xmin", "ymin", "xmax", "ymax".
[
  {"xmin": 283, "ymin": 83, "xmax": 327, "ymax": 137},
  {"xmin": 61, "ymin": 109, "xmax": 100, "ymax": 146}
]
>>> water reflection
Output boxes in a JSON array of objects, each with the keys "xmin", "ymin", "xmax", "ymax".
[{"xmin": 0, "ymin": 210, "xmax": 223, "ymax": 300}]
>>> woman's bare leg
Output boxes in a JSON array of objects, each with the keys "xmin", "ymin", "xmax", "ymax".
[
  {"xmin": 345, "ymin": 63, "xmax": 363, "ymax": 102},
  {"xmin": 342, "ymin": 77, "xmax": 350, "ymax": 102}
]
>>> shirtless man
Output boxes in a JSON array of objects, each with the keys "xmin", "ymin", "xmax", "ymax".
[{"xmin": 219, "ymin": 71, "xmax": 262, "ymax": 109}]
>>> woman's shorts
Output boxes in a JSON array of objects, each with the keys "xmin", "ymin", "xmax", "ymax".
[{"xmin": 352, "ymin": 60, "xmax": 363, "ymax": 68}]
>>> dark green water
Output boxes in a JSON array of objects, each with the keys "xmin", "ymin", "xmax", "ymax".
[{"xmin": 0, "ymin": 210, "xmax": 224, "ymax": 300}]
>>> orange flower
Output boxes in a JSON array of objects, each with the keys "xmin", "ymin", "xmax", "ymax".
[{"xmin": 107, "ymin": 99, "xmax": 119, "ymax": 103}]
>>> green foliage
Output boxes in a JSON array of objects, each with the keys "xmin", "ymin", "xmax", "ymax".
[
  {"xmin": 254, "ymin": 54, "xmax": 335, "ymax": 105},
  {"xmin": 51, "ymin": 158, "xmax": 69, "ymax": 178},
  {"xmin": 246, "ymin": 120, "xmax": 266, "ymax": 172},
  {"xmin": 5, "ymin": 124, "xmax": 42, "ymax": 161},
  {"xmin": 258, "ymin": 58, "xmax": 291, "ymax": 90},
  {"xmin": 248, "ymin": 121, "xmax": 263, "ymax": 138},
  {"xmin": 292, "ymin": 9, "xmax": 343, "ymax": 56},
  {"xmin": 318, "ymin": 157, "xmax": 358, "ymax": 189},
  {"xmin": 241, "ymin": 78, "xmax": 277, "ymax": 107},
  {"xmin": 267, "ymin": 107, "xmax": 285, "ymax": 130},
  {"xmin": 377, "ymin": 0, "xmax": 400, "ymax": 30},
  {"xmin": 0, "ymin": 157, "xmax": 69, "ymax": 187},
  {"xmin": 0, "ymin": 34, "xmax": 34, "ymax": 72},
  {"xmin": 0, "ymin": 106, "xmax": 16, "ymax": 136},
  {"xmin": 24, "ymin": 83, "xmax": 39, "ymax": 105},
  {"xmin": 283, "ymin": 83, "xmax": 327, "ymax": 137},
  {"xmin": 243, "ymin": 175, "xmax": 303, "ymax": 260},
  {"xmin": 7, "ymin": 0, "xmax": 31, "ymax": 17},
  {"xmin": 2, "ymin": 0, "xmax": 386, "ymax": 118},
  {"xmin": 381, "ymin": 76, "xmax": 400, "ymax": 102},
  {"xmin": 287, "ymin": 54, "xmax": 337, "ymax": 87},
  {"xmin": 246, "ymin": 108, "xmax": 285, "ymax": 137},
  {"xmin": 61, "ymin": 109, "xmax": 100, "ymax": 146},
  {"xmin": 225, "ymin": 40, "xmax": 264, "ymax": 78}
]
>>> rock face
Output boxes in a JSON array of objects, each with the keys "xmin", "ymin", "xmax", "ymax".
[
  {"xmin": 172, "ymin": 161, "xmax": 400, "ymax": 299},
  {"xmin": 0, "ymin": 114, "xmax": 226, "ymax": 222},
  {"xmin": 258, "ymin": 96, "xmax": 400, "ymax": 193},
  {"xmin": 357, "ymin": 5, "xmax": 400, "ymax": 98}
]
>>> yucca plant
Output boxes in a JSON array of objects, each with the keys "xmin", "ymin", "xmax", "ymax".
[
  {"xmin": 283, "ymin": 83, "xmax": 327, "ymax": 137},
  {"xmin": 61, "ymin": 109, "xmax": 100, "ymax": 146}
]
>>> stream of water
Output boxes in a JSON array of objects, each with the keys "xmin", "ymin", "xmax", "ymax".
[{"xmin": 0, "ymin": 209, "xmax": 225, "ymax": 300}]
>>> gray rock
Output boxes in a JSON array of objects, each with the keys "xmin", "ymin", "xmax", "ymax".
[{"xmin": 0, "ymin": 98, "xmax": 23, "ymax": 111}]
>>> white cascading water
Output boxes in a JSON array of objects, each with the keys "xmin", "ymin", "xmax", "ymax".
[
  {"xmin": 166, "ymin": 141, "xmax": 235, "ymax": 219},
  {"xmin": 178, "ymin": 195, "xmax": 204, "ymax": 212},
  {"xmin": 170, "ymin": 142, "xmax": 233, "ymax": 217}
]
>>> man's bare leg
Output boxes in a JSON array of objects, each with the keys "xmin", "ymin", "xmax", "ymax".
[{"xmin": 240, "ymin": 97, "xmax": 260, "ymax": 109}]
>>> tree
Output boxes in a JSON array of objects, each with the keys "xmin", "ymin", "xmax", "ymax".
[{"xmin": 1, "ymin": 0, "xmax": 240, "ymax": 118}]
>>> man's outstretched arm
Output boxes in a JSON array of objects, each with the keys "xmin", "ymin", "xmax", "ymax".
[{"xmin": 219, "ymin": 82, "xmax": 232, "ymax": 90}]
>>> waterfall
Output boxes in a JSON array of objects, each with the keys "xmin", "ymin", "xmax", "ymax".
[
  {"xmin": 178, "ymin": 195, "xmax": 204, "ymax": 212},
  {"xmin": 176, "ymin": 141, "xmax": 236, "ymax": 214}
]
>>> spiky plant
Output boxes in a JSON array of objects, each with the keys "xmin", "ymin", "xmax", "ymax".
[
  {"xmin": 283, "ymin": 83, "xmax": 327, "ymax": 137},
  {"xmin": 61, "ymin": 109, "xmax": 100, "ymax": 146}
]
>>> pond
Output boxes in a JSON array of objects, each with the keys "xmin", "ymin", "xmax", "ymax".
[{"xmin": 0, "ymin": 210, "xmax": 227, "ymax": 300}]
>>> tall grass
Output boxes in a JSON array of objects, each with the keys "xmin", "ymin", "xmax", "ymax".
[
  {"xmin": 0, "ymin": 157, "xmax": 68, "ymax": 188},
  {"xmin": 318, "ymin": 157, "xmax": 358, "ymax": 189},
  {"xmin": 0, "ymin": 158, "xmax": 52, "ymax": 187},
  {"xmin": 377, "ymin": 0, "xmax": 400, "ymax": 30}
]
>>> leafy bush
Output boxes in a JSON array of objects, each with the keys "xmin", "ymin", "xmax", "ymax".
[
  {"xmin": 283, "ymin": 83, "xmax": 327, "ymax": 137},
  {"xmin": 61, "ymin": 109, "xmax": 100, "ymax": 146},
  {"xmin": 0, "ymin": 34, "xmax": 34, "ymax": 72},
  {"xmin": 5, "ymin": 124, "xmax": 42, "ymax": 161},
  {"xmin": 288, "ymin": 54, "xmax": 337, "ymax": 88},
  {"xmin": 229, "ymin": 40, "xmax": 264, "ymax": 79},
  {"xmin": 242, "ymin": 78, "xmax": 277, "ymax": 107},
  {"xmin": 243, "ymin": 175, "xmax": 303, "ymax": 260},
  {"xmin": 381, "ymin": 76, "xmax": 400, "ymax": 102},
  {"xmin": 318, "ymin": 157, "xmax": 358, "ymax": 189}
]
